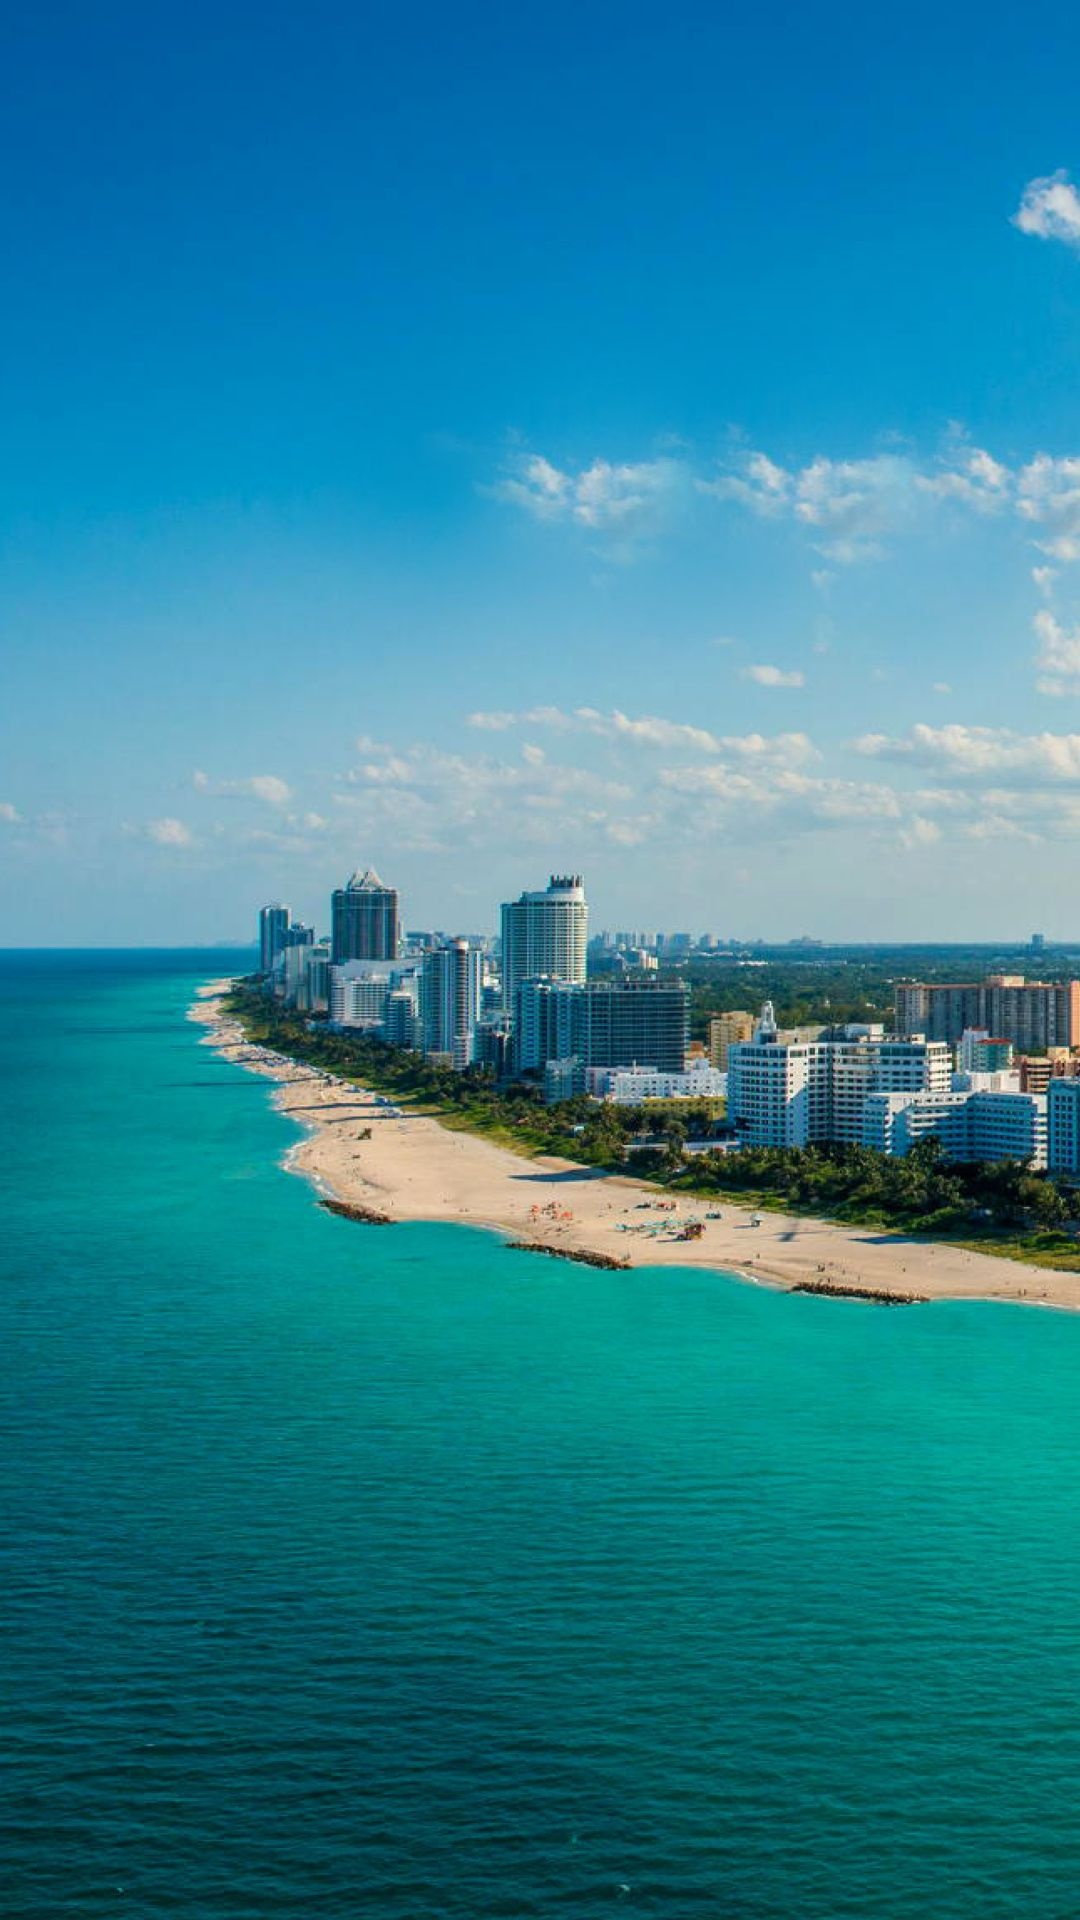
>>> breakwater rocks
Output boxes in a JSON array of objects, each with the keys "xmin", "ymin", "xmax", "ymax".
[
  {"xmin": 508, "ymin": 1240, "xmax": 631, "ymax": 1272},
  {"xmin": 320, "ymin": 1198, "xmax": 395, "ymax": 1227},
  {"xmin": 793, "ymin": 1280, "xmax": 927, "ymax": 1306}
]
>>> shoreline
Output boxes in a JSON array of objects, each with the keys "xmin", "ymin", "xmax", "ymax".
[{"xmin": 189, "ymin": 981, "xmax": 1080, "ymax": 1311}]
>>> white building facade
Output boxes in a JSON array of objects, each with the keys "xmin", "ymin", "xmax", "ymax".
[
  {"xmin": 727, "ymin": 1005, "xmax": 951, "ymax": 1150},
  {"xmin": 585, "ymin": 1064, "xmax": 726, "ymax": 1104},
  {"xmin": 863, "ymin": 1088, "xmax": 1048, "ymax": 1168},
  {"xmin": 422, "ymin": 939, "xmax": 484, "ymax": 1070},
  {"xmin": 329, "ymin": 960, "xmax": 397, "ymax": 1028},
  {"xmin": 500, "ymin": 875, "xmax": 587, "ymax": 1009}
]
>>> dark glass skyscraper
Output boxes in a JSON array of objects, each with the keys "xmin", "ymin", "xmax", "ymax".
[
  {"xmin": 258, "ymin": 903, "xmax": 290, "ymax": 973},
  {"xmin": 330, "ymin": 868, "xmax": 400, "ymax": 964}
]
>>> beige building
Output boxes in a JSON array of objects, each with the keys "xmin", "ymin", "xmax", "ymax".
[{"xmin": 708, "ymin": 1009, "xmax": 754, "ymax": 1068}]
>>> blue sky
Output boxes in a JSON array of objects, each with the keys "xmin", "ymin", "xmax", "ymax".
[{"xmin": 8, "ymin": 0, "xmax": 1080, "ymax": 941}]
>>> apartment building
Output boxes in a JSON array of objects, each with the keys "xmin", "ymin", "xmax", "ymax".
[
  {"xmin": 896, "ymin": 976, "xmax": 1080, "ymax": 1049},
  {"xmin": 708, "ymin": 1009, "xmax": 753, "ymax": 1069},
  {"xmin": 1048, "ymin": 1078, "xmax": 1080, "ymax": 1174}
]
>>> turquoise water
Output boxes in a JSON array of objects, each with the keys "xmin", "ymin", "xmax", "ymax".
[{"xmin": 7, "ymin": 955, "xmax": 1080, "ymax": 1916}]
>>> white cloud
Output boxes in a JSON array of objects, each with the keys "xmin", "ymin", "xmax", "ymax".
[
  {"xmin": 899, "ymin": 816, "xmax": 943, "ymax": 850},
  {"xmin": 1016, "ymin": 457, "xmax": 1080, "ymax": 560},
  {"xmin": 658, "ymin": 760, "xmax": 906, "ymax": 828},
  {"xmin": 705, "ymin": 451, "xmax": 927, "ymax": 562},
  {"xmin": 710, "ymin": 442, "xmax": 1016, "ymax": 561},
  {"xmin": 932, "ymin": 682, "xmax": 953, "ymax": 694},
  {"xmin": 147, "ymin": 817, "xmax": 193, "ymax": 847},
  {"xmin": 917, "ymin": 446, "xmax": 1011, "ymax": 512},
  {"xmin": 742, "ymin": 664, "xmax": 806, "ymax": 688},
  {"xmin": 0, "ymin": 801, "xmax": 20, "ymax": 823},
  {"xmin": 247, "ymin": 775, "xmax": 292, "ymax": 805},
  {"xmin": 963, "ymin": 815, "xmax": 1042, "ymax": 844},
  {"xmin": 794, "ymin": 454, "xmax": 917, "ymax": 559},
  {"xmin": 855, "ymin": 720, "xmax": 1080, "ymax": 780},
  {"xmin": 328, "ymin": 711, "xmax": 943, "ymax": 862},
  {"xmin": 706, "ymin": 450, "xmax": 792, "ymax": 516},
  {"xmin": 491, "ymin": 452, "xmax": 685, "ymax": 540},
  {"xmin": 193, "ymin": 770, "xmax": 292, "ymax": 805},
  {"xmin": 1033, "ymin": 565, "xmax": 1059, "ymax": 599},
  {"xmin": 1014, "ymin": 170, "xmax": 1080, "ymax": 248},
  {"xmin": 468, "ymin": 704, "xmax": 818, "ymax": 761},
  {"xmin": 1034, "ymin": 608, "xmax": 1080, "ymax": 694}
]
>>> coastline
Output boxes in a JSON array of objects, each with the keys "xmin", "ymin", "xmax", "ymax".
[{"xmin": 190, "ymin": 981, "xmax": 1080, "ymax": 1310}]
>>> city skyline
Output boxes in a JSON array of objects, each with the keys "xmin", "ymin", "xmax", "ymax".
[{"xmin": 11, "ymin": 5, "xmax": 1080, "ymax": 941}]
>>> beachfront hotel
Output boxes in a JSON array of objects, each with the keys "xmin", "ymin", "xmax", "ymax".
[
  {"xmin": 727, "ymin": 1003, "xmax": 952, "ymax": 1150},
  {"xmin": 330, "ymin": 867, "xmax": 401, "ymax": 964},
  {"xmin": 499, "ymin": 875, "xmax": 587, "ymax": 1008},
  {"xmin": 422, "ymin": 938, "xmax": 485, "ymax": 1070}
]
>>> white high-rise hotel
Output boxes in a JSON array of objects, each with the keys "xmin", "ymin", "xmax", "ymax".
[
  {"xmin": 727, "ymin": 1004, "xmax": 952, "ymax": 1149},
  {"xmin": 500, "ymin": 875, "xmax": 587, "ymax": 1008}
]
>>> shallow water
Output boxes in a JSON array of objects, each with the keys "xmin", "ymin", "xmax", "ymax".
[{"xmin": 5, "ymin": 950, "xmax": 1080, "ymax": 1917}]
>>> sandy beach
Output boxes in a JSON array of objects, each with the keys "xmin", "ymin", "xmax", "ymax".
[{"xmin": 190, "ymin": 981, "xmax": 1080, "ymax": 1310}]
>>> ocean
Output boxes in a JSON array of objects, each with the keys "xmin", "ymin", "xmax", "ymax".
[{"xmin": 6, "ymin": 950, "xmax": 1080, "ymax": 1917}]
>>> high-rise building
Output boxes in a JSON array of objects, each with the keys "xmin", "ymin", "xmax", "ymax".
[
  {"xmin": 708, "ymin": 1009, "xmax": 754, "ymax": 1068},
  {"xmin": 895, "ymin": 975, "xmax": 1080, "ymax": 1049},
  {"xmin": 280, "ymin": 936, "xmax": 321, "ymax": 1006},
  {"xmin": 958, "ymin": 1028, "xmax": 1015, "ymax": 1074},
  {"xmin": 513, "ymin": 975, "xmax": 688, "ymax": 1077},
  {"xmin": 514, "ymin": 977, "xmax": 576, "ymax": 1073},
  {"xmin": 258, "ymin": 903, "xmax": 290, "ymax": 973},
  {"xmin": 422, "ymin": 940, "xmax": 484, "ymax": 1070},
  {"xmin": 568, "ymin": 978, "xmax": 688, "ymax": 1074},
  {"xmin": 727, "ymin": 1004, "xmax": 951, "ymax": 1149},
  {"xmin": 980, "ymin": 975, "xmax": 1080, "ymax": 1052},
  {"xmin": 893, "ymin": 981, "xmax": 983, "ymax": 1044},
  {"xmin": 330, "ymin": 868, "xmax": 400, "ymax": 964},
  {"xmin": 500, "ymin": 875, "xmax": 587, "ymax": 1009},
  {"xmin": 1049, "ymin": 1078, "xmax": 1080, "ymax": 1172}
]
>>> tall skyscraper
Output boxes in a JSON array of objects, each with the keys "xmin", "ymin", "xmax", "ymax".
[
  {"xmin": 258, "ymin": 903, "xmax": 290, "ymax": 973},
  {"xmin": 500, "ymin": 874, "xmax": 587, "ymax": 1008},
  {"xmin": 422, "ymin": 939, "xmax": 484, "ymax": 1070},
  {"xmin": 330, "ymin": 868, "xmax": 400, "ymax": 964}
]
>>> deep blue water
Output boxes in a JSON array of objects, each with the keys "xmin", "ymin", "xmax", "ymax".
[{"xmin": 6, "ymin": 952, "xmax": 1080, "ymax": 1916}]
